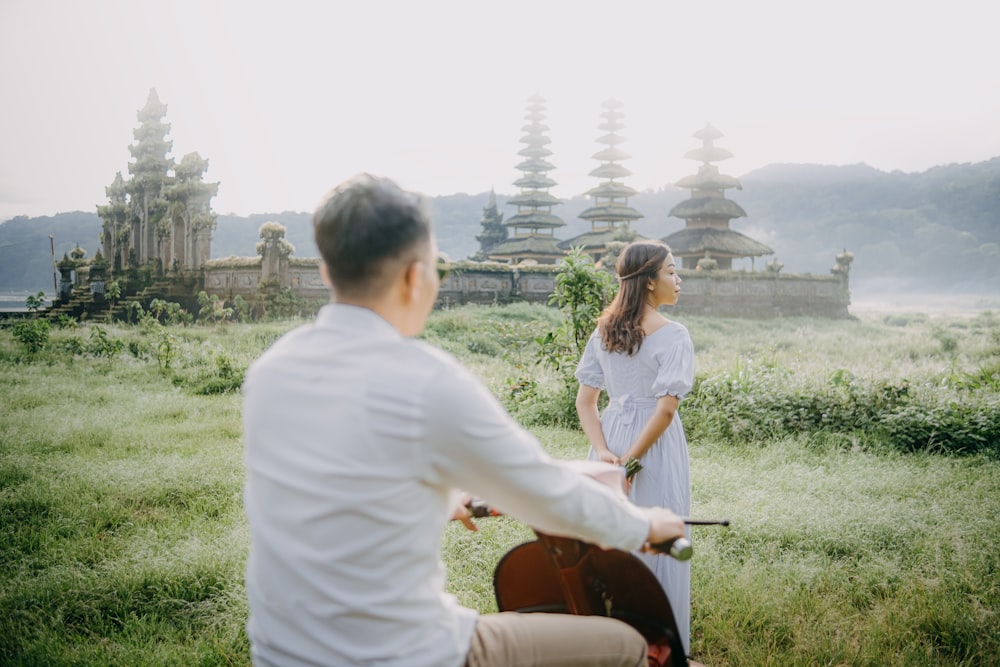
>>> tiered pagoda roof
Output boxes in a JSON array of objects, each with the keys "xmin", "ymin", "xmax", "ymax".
[
  {"xmin": 472, "ymin": 189, "xmax": 506, "ymax": 259},
  {"xmin": 488, "ymin": 95, "xmax": 566, "ymax": 264},
  {"xmin": 560, "ymin": 99, "xmax": 644, "ymax": 259},
  {"xmin": 662, "ymin": 123, "xmax": 773, "ymax": 269}
]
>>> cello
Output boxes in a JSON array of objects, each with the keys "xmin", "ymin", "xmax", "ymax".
[{"xmin": 472, "ymin": 461, "xmax": 726, "ymax": 667}]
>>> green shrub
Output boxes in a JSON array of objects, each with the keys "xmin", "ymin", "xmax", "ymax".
[
  {"xmin": 189, "ymin": 353, "xmax": 246, "ymax": 395},
  {"xmin": 197, "ymin": 291, "xmax": 233, "ymax": 323},
  {"xmin": 683, "ymin": 359, "xmax": 1000, "ymax": 457},
  {"xmin": 255, "ymin": 285, "xmax": 322, "ymax": 320},
  {"xmin": 149, "ymin": 299, "xmax": 193, "ymax": 326},
  {"xmin": 55, "ymin": 314, "xmax": 78, "ymax": 329},
  {"xmin": 126, "ymin": 339, "xmax": 150, "ymax": 360},
  {"xmin": 60, "ymin": 336, "xmax": 85, "ymax": 356},
  {"xmin": 86, "ymin": 325, "xmax": 124, "ymax": 360},
  {"xmin": 12, "ymin": 319, "xmax": 51, "ymax": 355}
]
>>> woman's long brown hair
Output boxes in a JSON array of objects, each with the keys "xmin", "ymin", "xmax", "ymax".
[{"xmin": 599, "ymin": 240, "xmax": 671, "ymax": 355}]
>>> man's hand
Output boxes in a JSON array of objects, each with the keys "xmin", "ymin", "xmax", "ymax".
[
  {"xmin": 450, "ymin": 493, "xmax": 478, "ymax": 532},
  {"xmin": 641, "ymin": 506, "xmax": 684, "ymax": 552}
]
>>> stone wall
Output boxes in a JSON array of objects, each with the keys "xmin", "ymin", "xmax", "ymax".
[
  {"xmin": 437, "ymin": 264, "xmax": 557, "ymax": 306},
  {"xmin": 202, "ymin": 262, "xmax": 261, "ymax": 298},
  {"xmin": 201, "ymin": 256, "xmax": 851, "ymax": 319},
  {"xmin": 669, "ymin": 271, "xmax": 851, "ymax": 318},
  {"xmin": 436, "ymin": 264, "xmax": 850, "ymax": 317},
  {"xmin": 202, "ymin": 257, "xmax": 327, "ymax": 301}
]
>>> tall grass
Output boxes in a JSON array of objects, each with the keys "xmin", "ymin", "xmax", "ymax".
[{"xmin": 0, "ymin": 307, "xmax": 998, "ymax": 665}]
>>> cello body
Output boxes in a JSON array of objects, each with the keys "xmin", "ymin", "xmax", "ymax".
[{"xmin": 492, "ymin": 531, "xmax": 686, "ymax": 667}]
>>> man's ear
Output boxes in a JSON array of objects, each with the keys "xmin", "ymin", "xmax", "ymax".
[
  {"xmin": 319, "ymin": 261, "xmax": 332, "ymax": 286},
  {"xmin": 400, "ymin": 261, "xmax": 422, "ymax": 303}
]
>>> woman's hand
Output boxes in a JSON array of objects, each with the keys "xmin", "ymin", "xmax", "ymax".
[{"xmin": 593, "ymin": 448, "xmax": 620, "ymax": 466}]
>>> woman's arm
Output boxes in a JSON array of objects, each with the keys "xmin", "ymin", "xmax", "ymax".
[
  {"xmin": 575, "ymin": 384, "xmax": 619, "ymax": 464},
  {"xmin": 621, "ymin": 394, "xmax": 679, "ymax": 462}
]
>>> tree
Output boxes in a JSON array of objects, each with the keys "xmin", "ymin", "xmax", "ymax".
[
  {"xmin": 545, "ymin": 247, "xmax": 618, "ymax": 358},
  {"xmin": 536, "ymin": 248, "xmax": 618, "ymax": 422}
]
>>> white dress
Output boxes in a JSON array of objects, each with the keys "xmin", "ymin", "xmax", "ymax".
[{"xmin": 574, "ymin": 321, "xmax": 695, "ymax": 653}]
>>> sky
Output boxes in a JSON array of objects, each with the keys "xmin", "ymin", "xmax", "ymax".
[{"xmin": 1, "ymin": 0, "xmax": 999, "ymax": 222}]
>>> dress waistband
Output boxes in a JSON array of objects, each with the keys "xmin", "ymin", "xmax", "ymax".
[
  {"xmin": 608, "ymin": 394, "xmax": 659, "ymax": 407},
  {"xmin": 605, "ymin": 394, "xmax": 659, "ymax": 425}
]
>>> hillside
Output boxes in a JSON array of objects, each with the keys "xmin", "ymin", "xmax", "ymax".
[{"xmin": 2, "ymin": 160, "xmax": 998, "ymax": 294}]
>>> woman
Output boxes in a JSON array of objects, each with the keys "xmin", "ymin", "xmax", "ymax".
[{"xmin": 574, "ymin": 240, "xmax": 695, "ymax": 654}]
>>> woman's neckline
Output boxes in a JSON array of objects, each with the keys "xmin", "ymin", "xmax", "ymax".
[{"xmin": 643, "ymin": 319, "xmax": 675, "ymax": 338}]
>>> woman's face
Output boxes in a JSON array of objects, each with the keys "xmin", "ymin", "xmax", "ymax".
[{"xmin": 647, "ymin": 252, "xmax": 682, "ymax": 307}]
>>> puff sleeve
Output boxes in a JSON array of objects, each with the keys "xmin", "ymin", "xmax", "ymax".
[
  {"xmin": 651, "ymin": 325, "xmax": 695, "ymax": 400},
  {"xmin": 574, "ymin": 331, "xmax": 605, "ymax": 389}
]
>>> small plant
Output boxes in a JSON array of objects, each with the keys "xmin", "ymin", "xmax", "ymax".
[
  {"xmin": 125, "ymin": 300, "xmax": 145, "ymax": 323},
  {"xmin": 215, "ymin": 353, "xmax": 237, "ymax": 380},
  {"xmin": 191, "ymin": 352, "xmax": 246, "ymax": 395},
  {"xmin": 156, "ymin": 331, "xmax": 177, "ymax": 370},
  {"xmin": 150, "ymin": 298, "xmax": 168, "ymax": 321},
  {"xmin": 60, "ymin": 336, "xmax": 85, "ymax": 356},
  {"xmin": 24, "ymin": 290, "xmax": 46, "ymax": 314},
  {"xmin": 255, "ymin": 284, "xmax": 321, "ymax": 320},
  {"xmin": 197, "ymin": 291, "xmax": 234, "ymax": 323},
  {"xmin": 506, "ymin": 374, "xmax": 538, "ymax": 405},
  {"xmin": 150, "ymin": 298, "xmax": 193, "ymax": 326},
  {"xmin": 86, "ymin": 325, "xmax": 124, "ymax": 360},
  {"xmin": 106, "ymin": 280, "xmax": 122, "ymax": 305},
  {"xmin": 232, "ymin": 295, "xmax": 251, "ymax": 323},
  {"xmin": 12, "ymin": 318, "xmax": 51, "ymax": 355},
  {"xmin": 127, "ymin": 339, "xmax": 149, "ymax": 359},
  {"xmin": 55, "ymin": 314, "xmax": 78, "ymax": 329}
]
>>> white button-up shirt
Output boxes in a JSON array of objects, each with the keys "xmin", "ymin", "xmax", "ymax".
[{"xmin": 243, "ymin": 304, "xmax": 650, "ymax": 667}]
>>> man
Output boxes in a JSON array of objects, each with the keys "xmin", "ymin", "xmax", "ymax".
[{"xmin": 243, "ymin": 174, "xmax": 686, "ymax": 667}]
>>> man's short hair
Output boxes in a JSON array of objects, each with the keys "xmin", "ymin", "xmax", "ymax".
[{"xmin": 313, "ymin": 174, "xmax": 432, "ymax": 298}]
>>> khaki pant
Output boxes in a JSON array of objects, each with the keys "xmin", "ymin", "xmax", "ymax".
[{"xmin": 465, "ymin": 612, "xmax": 647, "ymax": 667}]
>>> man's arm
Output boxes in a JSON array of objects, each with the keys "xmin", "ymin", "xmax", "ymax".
[{"xmin": 424, "ymin": 363, "xmax": 681, "ymax": 552}]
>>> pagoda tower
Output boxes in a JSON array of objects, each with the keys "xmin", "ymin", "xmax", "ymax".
[
  {"xmin": 487, "ymin": 95, "xmax": 566, "ymax": 264},
  {"xmin": 472, "ymin": 189, "xmax": 507, "ymax": 259},
  {"xmin": 560, "ymin": 99, "xmax": 644, "ymax": 261},
  {"xmin": 662, "ymin": 124, "xmax": 773, "ymax": 270},
  {"xmin": 125, "ymin": 88, "xmax": 174, "ymax": 266}
]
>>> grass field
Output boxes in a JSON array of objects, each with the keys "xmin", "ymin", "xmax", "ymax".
[{"xmin": 1, "ymin": 304, "xmax": 998, "ymax": 665}]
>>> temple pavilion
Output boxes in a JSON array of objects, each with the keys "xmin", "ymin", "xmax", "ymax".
[
  {"xmin": 487, "ymin": 95, "xmax": 567, "ymax": 264},
  {"xmin": 97, "ymin": 88, "xmax": 218, "ymax": 273},
  {"xmin": 560, "ymin": 99, "xmax": 644, "ymax": 261},
  {"xmin": 662, "ymin": 124, "xmax": 773, "ymax": 269}
]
